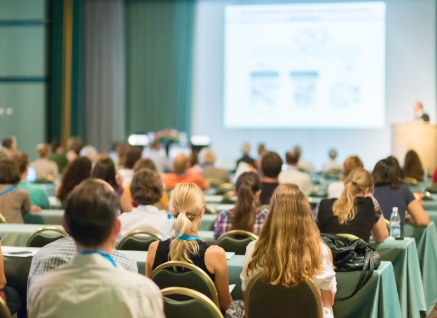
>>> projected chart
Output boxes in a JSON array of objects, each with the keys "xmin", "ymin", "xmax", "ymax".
[{"xmin": 224, "ymin": 2, "xmax": 386, "ymax": 128}]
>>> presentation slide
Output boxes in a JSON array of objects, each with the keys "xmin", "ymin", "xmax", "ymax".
[{"xmin": 224, "ymin": 2, "xmax": 386, "ymax": 128}]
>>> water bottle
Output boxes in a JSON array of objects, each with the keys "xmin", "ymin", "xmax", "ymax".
[
  {"xmin": 161, "ymin": 213, "xmax": 175, "ymax": 241},
  {"xmin": 390, "ymin": 207, "xmax": 401, "ymax": 238}
]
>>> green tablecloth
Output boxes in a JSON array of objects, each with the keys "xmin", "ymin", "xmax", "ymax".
[
  {"xmin": 371, "ymin": 237, "xmax": 426, "ymax": 317},
  {"xmin": 404, "ymin": 222, "xmax": 437, "ymax": 314},
  {"xmin": 0, "ymin": 224, "xmax": 64, "ymax": 246},
  {"xmin": 422, "ymin": 200, "xmax": 437, "ymax": 210},
  {"xmin": 3, "ymin": 247, "xmax": 401, "ymax": 318},
  {"xmin": 200, "ymin": 214, "xmax": 217, "ymax": 231},
  {"xmin": 23, "ymin": 210, "xmax": 64, "ymax": 225}
]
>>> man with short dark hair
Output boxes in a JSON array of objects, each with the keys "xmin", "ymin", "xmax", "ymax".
[
  {"xmin": 1, "ymin": 137, "xmax": 16, "ymax": 157},
  {"xmin": 28, "ymin": 179, "xmax": 164, "ymax": 318},
  {"xmin": 259, "ymin": 151, "xmax": 282, "ymax": 205},
  {"xmin": 278, "ymin": 150, "xmax": 313, "ymax": 192}
]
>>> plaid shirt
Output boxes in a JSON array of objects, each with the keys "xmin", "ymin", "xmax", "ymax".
[
  {"xmin": 27, "ymin": 237, "xmax": 138, "ymax": 293},
  {"xmin": 213, "ymin": 208, "xmax": 269, "ymax": 240}
]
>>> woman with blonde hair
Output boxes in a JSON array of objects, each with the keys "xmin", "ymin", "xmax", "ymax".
[
  {"xmin": 317, "ymin": 168, "xmax": 388, "ymax": 243},
  {"xmin": 146, "ymin": 183, "xmax": 242, "ymax": 317},
  {"xmin": 327, "ymin": 156, "xmax": 363, "ymax": 198},
  {"xmin": 241, "ymin": 184, "xmax": 336, "ymax": 318}
]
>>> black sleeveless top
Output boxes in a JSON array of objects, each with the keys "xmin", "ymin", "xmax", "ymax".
[
  {"xmin": 152, "ymin": 239, "xmax": 215, "ymax": 281},
  {"xmin": 317, "ymin": 197, "xmax": 381, "ymax": 243}
]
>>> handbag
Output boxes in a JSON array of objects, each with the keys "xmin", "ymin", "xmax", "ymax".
[{"xmin": 321, "ymin": 233, "xmax": 380, "ymax": 301}]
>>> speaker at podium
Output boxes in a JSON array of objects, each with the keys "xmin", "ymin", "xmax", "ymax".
[{"xmin": 392, "ymin": 122, "xmax": 437, "ymax": 172}]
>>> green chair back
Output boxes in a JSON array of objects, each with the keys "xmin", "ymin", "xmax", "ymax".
[
  {"xmin": 150, "ymin": 261, "xmax": 219, "ymax": 306},
  {"xmin": 220, "ymin": 191, "xmax": 237, "ymax": 204},
  {"xmin": 206, "ymin": 178, "xmax": 224, "ymax": 189},
  {"xmin": 205, "ymin": 204, "xmax": 217, "ymax": 215},
  {"xmin": 26, "ymin": 227, "xmax": 67, "ymax": 248},
  {"xmin": 216, "ymin": 230, "xmax": 258, "ymax": 255},
  {"xmin": 404, "ymin": 177, "xmax": 419, "ymax": 186},
  {"xmin": 162, "ymin": 287, "xmax": 223, "ymax": 318},
  {"xmin": 215, "ymin": 183, "xmax": 234, "ymax": 195},
  {"xmin": 117, "ymin": 230, "xmax": 160, "ymax": 251},
  {"xmin": 245, "ymin": 272, "xmax": 323, "ymax": 318}
]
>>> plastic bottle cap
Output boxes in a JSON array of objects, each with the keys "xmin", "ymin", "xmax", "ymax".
[{"xmin": 392, "ymin": 207, "xmax": 398, "ymax": 213}]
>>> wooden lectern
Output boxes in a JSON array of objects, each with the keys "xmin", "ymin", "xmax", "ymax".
[{"xmin": 392, "ymin": 122, "xmax": 437, "ymax": 172}]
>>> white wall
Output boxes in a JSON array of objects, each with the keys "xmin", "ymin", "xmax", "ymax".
[{"xmin": 192, "ymin": 0, "xmax": 436, "ymax": 170}]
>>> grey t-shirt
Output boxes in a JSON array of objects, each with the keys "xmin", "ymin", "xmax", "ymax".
[{"xmin": 373, "ymin": 184, "xmax": 415, "ymax": 227}]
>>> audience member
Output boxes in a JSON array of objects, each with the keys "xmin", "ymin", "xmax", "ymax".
[
  {"xmin": 30, "ymin": 143, "xmax": 58, "ymax": 181},
  {"xmin": 142, "ymin": 140, "xmax": 170, "ymax": 173},
  {"xmin": 13, "ymin": 151, "xmax": 49, "ymax": 209},
  {"xmin": 322, "ymin": 149, "xmax": 343, "ymax": 173},
  {"xmin": 373, "ymin": 157, "xmax": 429, "ymax": 228},
  {"xmin": 278, "ymin": 150, "xmax": 313, "ymax": 192},
  {"xmin": 66, "ymin": 137, "xmax": 83, "ymax": 163},
  {"xmin": 214, "ymin": 172, "xmax": 268, "ymax": 240},
  {"xmin": 92, "ymin": 158, "xmax": 132, "ymax": 212},
  {"xmin": 294, "ymin": 145, "xmax": 315, "ymax": 172},
  {"xmin": 118, "ymin": 147, "xmax": 142, "ymax": 187},
  {"xmin": 49, "ymin": 140, "xmax": 68, "ymax": 173},
  {"xmin": 0, "ymin": 149, "xmax": 7, "ymax": 160},
  {"xmin": 199, "ymin": 148, "xmax": 230, "ymax": 183},
  {"xmin": 241, "ymin": 184, "xmax": 336, "ymax": 318},
  {"xmin": 28, "ymin": 179, "xmax": 164, "ymax": 318},
  {"xmin": 327, "ymin": 156, "xmax": 363, "ymax": 198},
  {"xmin": 317, "ymin": 168, "xmax": 388, "ymax": 243},
  {"xmin": 0, "ymin": 239, "xmax": 22, "ymax": 316},
  {"xmin": 259, "ymin": 151, "xmax": 282, "ymax": 205},
  {"xmin": 1, "ymin": 137, "xmax": 16, "ymax": 157},
  {"xmin": 116, "ymin": 169, "xmax": 167, "ymax": 245},
  {"xmin": 56, "ymin": 157, "xmax": 92, "ymax": 202},
  {"xmin": 257, "ymin": 143, "xmax": 267, "ymax": 158},
  {"xmin": 146, "ymin": 183, "xmax": 238, "ymax": 315},
  {"xmin": 403, "ymin": 150, "xmax": 425, "ymax": 181},
  {"xmin": 236, "ymin": 143, "xmax": 255, "ymax": 168},
  {"xmin": 414, "ymin": 101, "xmax": 430, "ymax": 122},
  {"xmin": 116, "ymin": 143, "xmax": 131, "ymax": 169},
  {"xmin": 162, "ymin": 154, "xmax": 209, "ymax": 190},
  {"xmin": 79, "ymin": 145, "xmax": 99, "ymax": 162},
  {"xmin": 0, "ymin": 158, "xmax": 30, "ymax": 223}
]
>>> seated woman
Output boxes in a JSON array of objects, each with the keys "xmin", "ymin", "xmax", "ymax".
[
  {"xmin": 146, "ymin": 183, "xmax": 241, "ymax": 317},
  {"xmin": 116, "ymin": 169, "xmax": 167, "ymax": 246},
  {"xmin": 213, "ymin": 171, "xmax": 268, "ymax": 240},
  {"xmin": 327, "ymin": 156, "xmax": 363, "ymax": 198},
  {"xmin": 56, "ymin": 157, "xmax": 92, "ymax": 203},
  {"xmin": 0, "ymin": 158, "xmax": 30, "ymax": 223},
  {"xmin": 317, "ymin": 168, "xmax": 388, "ymax": 243},
  {"xmin": 241, "ymin": 184, "xmax": 336, "ymax": 318},
  {"xmin": 373, "ymin": 157, "xmax": 429, "ymax": 228},
  {"xmin": 92, "ymin": 158, "xmax": 133, "ymax": 212},
  {"xmin": 404, "ymin": 150, "xmax": 425, "ymax": 181}
]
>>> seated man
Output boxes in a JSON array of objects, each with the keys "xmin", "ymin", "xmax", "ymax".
[
  {"xmin": 199, "ymin": 148, "xmax": 230, "ymax": 183},
  {"xmin": 30, "ymin": 143, "xmax": 59, "ymax": 181},
  {"xmin": 294, "ymin": 146, "xmax": 315, "ymax": 173},
  {"xmin": 13, "ymin": 151, "xmax": 50, "ymax": 209},
  {"xmin": 278, "ymin": 150, "xmax": 313, "ymax": 192},
  {"xmin": 322, "ymin": 149, "xmax": 343, "ymax": 173},
  {"xmin": 259, "ymin": 151, "xmax": 282, "ymax": 205},
  {"xmin": 28, "ymin": 179, "xmax": 164, "ymax": 318},
  {"xmin": 162, "ymin": 153, "xmax": 209, "ymax": 190}
]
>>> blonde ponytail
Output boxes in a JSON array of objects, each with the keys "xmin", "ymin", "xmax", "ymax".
[
  {"xmin": 332, "ymin": 168, "xmax": 373, "ymax": 224},
  {"xmin": 168, "ymin": 183, "xmax": 204, "ymax": 264}
]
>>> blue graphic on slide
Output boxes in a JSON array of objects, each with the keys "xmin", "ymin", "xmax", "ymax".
[
  {"xmin": 251, "ymin": 71, "xmax": 279, "ymax": 106},
  {"xmin": 291, "ymin": 71, "xmax": 319, "ymax": 107}
]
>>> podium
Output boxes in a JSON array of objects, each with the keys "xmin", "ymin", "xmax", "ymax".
[{"xmin": 392, "ymin": 122, "xmax": 437, "ymax": 171}]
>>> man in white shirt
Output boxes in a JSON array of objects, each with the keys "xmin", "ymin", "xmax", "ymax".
[
  {"xmin": 294, "ymin": 146, "xmax": 316, "ymax": 173},
  {"xmin": 322, "ymin": 149, "xmax": 344, "ymax": 173},
  {"xmin": 28, "ymin": 179, "xmax": 165, "ymax": 318},
  {"xmin": 278, "ymin": 150, "xmax": 313, "ymax": 192}
]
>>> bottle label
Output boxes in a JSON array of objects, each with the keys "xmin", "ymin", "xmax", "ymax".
[{"xmin": 390, "ymin": 226, "xmax": 401, "ymax": 238}]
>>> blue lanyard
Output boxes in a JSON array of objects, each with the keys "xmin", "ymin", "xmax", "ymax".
[
  {"xmin": 0, "ymin": 185, "xmax": 18, "ymax": 196},
  {"xmin": 78, "ymin": 250, "xmax": 117, "ymax": 267},
  {"xmin": 175, "ymin": 234, "xmax": 200, "ymax": 241}
]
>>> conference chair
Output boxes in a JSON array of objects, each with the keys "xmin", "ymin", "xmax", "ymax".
[
  {"xmin": 404, "ymin": 177, "xmax": 419, "ymax": 186},
  {"xmin": 336, "ymin": 233, "xmax": 360, "ymax": 241},
  {"xmin": 245, "ymin": 271, "xmax": 323, "ymax": 318},
  {"xmin": 0, "ymin": 214, "xmax": 5, "ymax": 223},
  {"xmin": 161, "ymin": 287, "xmax": 223, "ymax": 318},
  {"xmin": 117, "ymin": 230, "xmax": 160, "ymax": 251},
  {"xmin": 421, "ymin": 191, "xmax": 434, "ymax": 201},
  {"xmin": 205, "ymin": 204, "xmax": 217, "ymax": 215},
  {"xmin": 206, "ymin": 178, "xmax": 224, "ymax": 189},
  {"xmin": 220, "ymin": 191, "xmax": 236, "ymax": 204},
  {"xmin": 324, "ymin": 168, "xmax": 343, "ymax": 179},
  {"xmin": 308, "ymin": 188, "xmax": 327, "ymax": 198},
  {"xmin": 215, "ymin": 183, "xmax": 234, "ymax": 196},
  {"xmin": 26, "ymin": 227, "xmax": 67, "ymax": 248},
  {"xmin": 150, "ymin": 261, "xmax": 219, "ymax": 306},
  {"xmin": 216, "ymin": 230, "xmax": 258, "ymax": 255},
  {"xmin": 0, "ymin": 297, "xmax": 13, "ymax": 318}
]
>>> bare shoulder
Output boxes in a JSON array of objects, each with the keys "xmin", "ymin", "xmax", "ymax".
[
  {"xmin": 205, "ymin": 245, "xmax": 226, "ymax": 259},
  {"xmin": 148, "ymin": 241, "xmax": 159, "ymax": 254}
]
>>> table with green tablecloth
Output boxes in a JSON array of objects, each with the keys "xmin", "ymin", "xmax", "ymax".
[
  {"xmin": 3, "ymin": 247, "xmax": 401, "ymax": 318},
  {"xmin": 23, "ymin": 210, "xmax": 64, "ymax": 225},
  {"xmin": 0, "ymin": 224, "xmax": 64, "ymax": 246},
  {"xmin": 200, "ymin": 214, "xmax": 217, "ymax": 231},
  {"xmin": 404, "ymin": 222, "xmax": 437, "ymax": 314},
  {"xmin": 371, "ymin": 237, "xmax": 426, "ymax": 317}
]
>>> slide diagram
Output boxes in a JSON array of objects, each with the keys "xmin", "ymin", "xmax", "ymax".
[{"xmin": 250, "ymin": 71, "xmax": 280, "ymax": 107}]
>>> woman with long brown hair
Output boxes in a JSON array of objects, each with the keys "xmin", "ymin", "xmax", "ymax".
[
  {"xmin": 241, "ymin": 184, "xmax": 336, "ymax": 318},
  {"xmin": 318, "ymin": 168, "xmax": 388, "ymax": 243},
  {"xmin": 213, "ymin": 171, "xmax": 268, "ymax": 240},
  {"xmin": 403, "ymin": 150, "xmax": 425, "ymax": 181}
]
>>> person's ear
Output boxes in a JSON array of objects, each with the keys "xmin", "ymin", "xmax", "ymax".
[{"xmin": 62, "ymin": 219, "xmax": 70, "ymax": 235}]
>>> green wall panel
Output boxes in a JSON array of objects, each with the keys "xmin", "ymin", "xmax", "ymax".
[
  {"xmin": 0, "ymin": 0, "xmax": 46, "ymax": 20},
  {"xmin": 0, "ymin": 83, "xmax": 45, "ymax": 159},
  {"xmin": 0, "ymin": 26, "xmax": 46, "ymax": 77}
]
